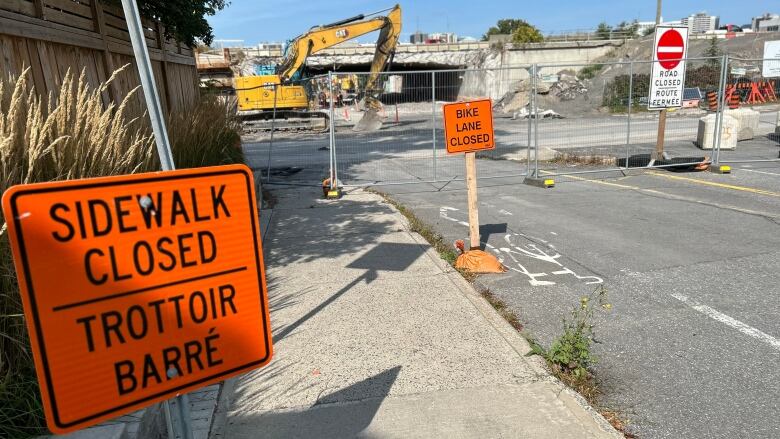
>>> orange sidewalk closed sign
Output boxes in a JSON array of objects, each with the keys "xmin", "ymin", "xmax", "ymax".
[
  {"xmin": 1, "ymin": 165, "xmax": 272, "ymax": 434},
  {"xmin": 443, "ymin": 99, "xmax": 495, "ymax": 154}
]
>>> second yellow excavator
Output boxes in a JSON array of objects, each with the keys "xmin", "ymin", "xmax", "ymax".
[{"xmin": 235, "ymin": 5, "xmax": 402, "ymax": 132}]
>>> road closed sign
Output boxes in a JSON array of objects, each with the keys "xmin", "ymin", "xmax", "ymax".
[
  {"xmin": 443, "ymin": 99, "xmax": 495, "ymax": 153},
  {"xmin": 648, "ymin": 26, "xmax": 689, "ymax": 110},
  {"xmin": 2, "ymin": 165, "xmax": 272, "ymax": 434}
]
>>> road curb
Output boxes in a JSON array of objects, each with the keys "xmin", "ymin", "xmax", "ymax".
[{"xmin": 372, "ymin": 189, "xmax": 623, "ymax": 438}]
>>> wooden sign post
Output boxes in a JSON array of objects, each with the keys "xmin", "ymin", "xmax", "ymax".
[
  {"xmin": 464, "ymin": 152, "xmax": 481, "ymax": 249},
  {"xmin": 443, "ymin": 99, "xmax": 495, "ymax": 250},
  {"xmin": 648, "ymin": 25, "xmax": 689, "ymax": 163}
]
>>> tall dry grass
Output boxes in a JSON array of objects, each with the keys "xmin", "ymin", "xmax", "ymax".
[{"xmin": 0, "ymin": 67, "xmax": 243, "ymax": 437}]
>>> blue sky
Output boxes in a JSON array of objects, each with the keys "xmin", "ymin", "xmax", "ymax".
[{"xmin": 208, "ymin": 0, "xmax": 777, "ymax": 45}]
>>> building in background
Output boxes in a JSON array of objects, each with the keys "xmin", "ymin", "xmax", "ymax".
[
  {"xmin": 681, "ymin": 13, "xmax": 720, "ymax": 34},
  {"xmin": 636, "ymin": 21, "xmax": 656, "ymax": 35},
  {"xmin": 426, "ymin": 32, "xmax": 457, "ymax": 44},
  {"xmin": 752, "ymin": 13, "xmax": 780, "ymax": 32},
  {"xmin": 410, "ymin": 31, "xmax": 428, "ymax": 44}
]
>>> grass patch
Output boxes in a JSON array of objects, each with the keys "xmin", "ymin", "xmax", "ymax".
[
  {"xmin": 0, "ymin": 67, "xmax": 243, "ymax": 438},
  {"xmin": 478, "ymin": 288, "xmax": 523, "ymax": 332},
  {"xmin": 578, "ymin": 64, "xmax": 604, "ymax": 80}
]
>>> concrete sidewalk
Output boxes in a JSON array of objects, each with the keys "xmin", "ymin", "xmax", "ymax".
[{"xmin": 210, "ymin": 185, "xmax": 620, "ymax": 439}]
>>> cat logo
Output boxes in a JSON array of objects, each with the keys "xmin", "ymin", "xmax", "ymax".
[{"xmin": 336, "ymin": 29, "xmax": 349, "ymax": 39}]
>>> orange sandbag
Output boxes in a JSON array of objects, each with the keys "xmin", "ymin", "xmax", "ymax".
[{"xmin": 455, "ymin": 250, "xmax": 507, "ymax": 274}]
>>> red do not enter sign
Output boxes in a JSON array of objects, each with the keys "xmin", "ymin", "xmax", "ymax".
[{"xmin": 657, "ymin": 29, "xmax": 685, "ymax": 70}]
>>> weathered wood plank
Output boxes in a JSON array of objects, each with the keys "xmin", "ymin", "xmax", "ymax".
[
  {"xmin": 0, "ymin": 36, "xmax": 17, "ymax": 77},
  {"xmin": 25, "ymin": 37, "xmax": 46, "ymax": 94},
  {"xmin": 0, "ymin": 0, "xmax": 36, "ymax": 16},
  {"xmin": 43, "ymin": 7, "xmax": 95, "ymax": 31},
  {"xmin": 45, "ymin": 0, "xmax": 93, "ymax": 19},
  {"xmin": 0, "ymin": 10, "xmax": 104, "ymax": 50},
  {"xmin": 102, "ymin": 11, "xmax": 127, "ymax": 31},
  {"xmin": 104, "ymin": 23, "xmax": 130, "ymax": 41},
  {"xmin": 35, "ymin": 39, "xmax": 58, "ymax": 95}
]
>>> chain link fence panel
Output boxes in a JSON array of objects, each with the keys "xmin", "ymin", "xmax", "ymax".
[
  {"xmin": 241, "ymin": 75, "xmax": 332, "ymax": 186},
  {"xmin": 715, "ymin": 57, "xmax": 780, "ymax": 163}
]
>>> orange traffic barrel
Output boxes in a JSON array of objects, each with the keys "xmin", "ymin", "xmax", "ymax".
[
  {"xmin": 707, "ymin": 91, "xmax": 718, "ymax": 111},
  {"xmin": 728, "ymin": 90, "xmax": 740, "ymax": 109}
]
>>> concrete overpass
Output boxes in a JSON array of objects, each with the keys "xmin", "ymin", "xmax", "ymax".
[{"xmin": 240, "ymin": 40, "xmax": 625, "ymax": 72}]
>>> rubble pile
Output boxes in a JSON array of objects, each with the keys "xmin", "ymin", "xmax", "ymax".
[{"xmin": 549, "ymin": 72, "xmax": 588, "ymax": 101}]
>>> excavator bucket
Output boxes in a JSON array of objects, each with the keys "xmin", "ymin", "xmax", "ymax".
[{"xmin": 353, "ymin": 108, "xmax": 384, "ymax": 132}]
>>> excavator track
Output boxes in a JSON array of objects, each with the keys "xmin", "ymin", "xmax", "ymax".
[{"xmin": 238, "ymin": 110, "xmax": 329, "ymax": 133}]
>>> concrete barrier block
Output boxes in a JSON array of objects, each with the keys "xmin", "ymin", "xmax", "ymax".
[
  {"xmin": 726, "ymin": 108, "xmax": 760, "ymax": 140},
  {"xmin": 696, "ymin": 114, "xmax": 738, "ymax": 150},
  {"xmin": 775, "ymin": 111, "xmax": 780, "ymax": 134}
]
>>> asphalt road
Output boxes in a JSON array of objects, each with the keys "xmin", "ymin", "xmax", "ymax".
[
  {"xmin": 245, "ymin": 107, "xmax": 780, "ymax": 438},
  {"xmin": 244, "ymin": 108, "xmax": 780, "ymax": 186},
  {"xmin": 381, "ymin": 165, "xmax": 780, "ymax": 439}
]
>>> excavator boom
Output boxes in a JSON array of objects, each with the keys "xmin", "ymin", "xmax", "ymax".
[{"xmin": 276, "ymin": 5, "xmax": 402, "ymax": 83}]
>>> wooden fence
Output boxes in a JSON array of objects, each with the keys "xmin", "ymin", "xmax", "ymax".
[{"xmin": 0, "ymin": 0, "xmax": 198, "ymax": 113}]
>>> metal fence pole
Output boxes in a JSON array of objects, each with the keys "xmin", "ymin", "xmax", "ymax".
[
  {"xmin": 526, "ymin": 66, "xmax": 533, "ymax": 176},
  {"xmin": 532, "ymin": 64, "xmax": 540, "ymax": 178},
  {"xmin": 328, "ymin": 72, "xmax": 338, "ymax": 189},
  {"xmin": 625, "ymin": 61, "xmax": 633, "ymax": 169},
  {"xmin": 328, "ymin": 73, "xmax": 334, "ymax": 188},
  {"xmin": 176, "ymin": 393, "xmax": 194, "ymax": 439},
  {"xmin": 713, "ymin": 54, "xmax": 729, "ymax": 164},
  {"xmin": 432, "ymin": 71, "xmax": 437, "ymax": 182},
  {"xmin": 266, "ymin": 84, "xmax": 278, "ymax": 182}
]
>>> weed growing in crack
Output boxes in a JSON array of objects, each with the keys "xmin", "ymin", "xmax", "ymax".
[{"xmin": 528, "ymin": 286, "xmax": 611, "ymax": 386}]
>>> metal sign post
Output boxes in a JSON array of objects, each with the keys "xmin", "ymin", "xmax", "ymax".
[
  {"xmin": 119, "ymin": 1, "xmax": 186, "ymax": 438},
  {"xmin": 120, "ymin": 0, "xmax": 175, "ymax": 171}
]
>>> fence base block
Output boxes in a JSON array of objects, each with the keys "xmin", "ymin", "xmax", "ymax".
[
  {"xmin": 524, "ymin": 177, "xmax": 555, "ymax": 189},
  {"xmin": 709, "ymin": 164, "xmax": 732, "ymax": 174},
  {"xmin": 326, "ymin": 189, "xmax": 343, "ymax": 199}
]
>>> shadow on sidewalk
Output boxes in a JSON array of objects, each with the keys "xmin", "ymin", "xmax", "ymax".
[
  {"xmin": 272, "ymin": 243, "xmax": 426, "ymax": 342},
  {"xmin": 232, "ymin": 366, "xmax": 402, "ymax": 439}
]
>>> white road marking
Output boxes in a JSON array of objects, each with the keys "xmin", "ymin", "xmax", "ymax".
[
  {"xmin": 439, "ymin": 206, "xmax": 603, "ymax": 286},
  {"xmin": 739, "ymin": 168, "xmax": 780, "ymax": 177},
  {"xmin": 498, "ymin": 209, "xmax": 513, "ymax": 216},
  {"xmin": 671, "ymin": 294, "xmax": 780, "ymax": 351}
]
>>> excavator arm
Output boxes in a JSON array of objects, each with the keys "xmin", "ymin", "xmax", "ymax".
[
  {"xmin": 276, "ymin": 5, "xmax": 402, "ymax": 82},
  {"xmin": 276, "ymin": 5, "xmax": 402, "ymax": 131}
]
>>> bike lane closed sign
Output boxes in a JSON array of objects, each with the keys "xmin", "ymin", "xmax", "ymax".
[
  {"xmin": 2, "ymin": 165, "xmax": 272, "ymax": 434},
  {"xmin": 443, "ymin": 99, "xmax": 496, "ymax": 153},
  {"xmin": 648, "ymin": 26, "xmax": 689, "ymax": 110}
]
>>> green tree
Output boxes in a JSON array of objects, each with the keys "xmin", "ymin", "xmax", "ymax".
[
  {"xmin": 483, "ymin": 18, "xmax": 536, "ymax": 41},
  {"xmin": 512, "ymin": 22, "xmax": 544, "ymax": 43},
  {"xmin": 105, "ymin": 0, "xmax": 229, "ymax": 45},
  {"xmin": 615, "ymin": 20, "xmax": 639, "ymax": 37},
  {"xmin": 704, "ymin": 37, "xmax": 722, "ymax": 67},
  {"xmin": 595, "ymin": 22, "xmax": 612, "ymax": 40}
]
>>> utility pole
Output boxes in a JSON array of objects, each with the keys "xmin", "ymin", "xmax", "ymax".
[{"xmin": 653, "ymin": 0, "xmax": 667, "ymax": 162}]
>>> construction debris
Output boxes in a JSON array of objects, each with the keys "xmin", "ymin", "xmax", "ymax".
[{"xmin": 549, "ymin": 72, "xmax": 588, "ymax": 101}]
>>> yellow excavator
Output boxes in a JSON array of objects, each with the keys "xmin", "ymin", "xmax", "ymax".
[{"xmin": 235, "ymin": 5, "xmax": 402, "ymax": 132}]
